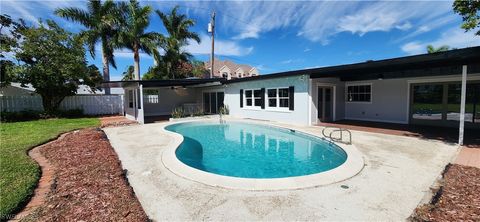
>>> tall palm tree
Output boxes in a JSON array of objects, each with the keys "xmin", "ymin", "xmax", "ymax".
[
  {"xmin": 118, "ymin": 0, "xmax": 163, "ymax": 80},
  {"xmin": 156, "ymin": 6, "xmax": 200, "ymax": 79},
  {"xmin": 55, "ymin": 0, "xmax": 121, "ymax": 94},
  {"xmin": 426, "ymin": 45, "xmax": 450, "ymax": 53}
]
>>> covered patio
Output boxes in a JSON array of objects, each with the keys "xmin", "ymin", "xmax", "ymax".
[{"xmin": 309, "ymin": 47, "xmax": 480, "ymax": 145}]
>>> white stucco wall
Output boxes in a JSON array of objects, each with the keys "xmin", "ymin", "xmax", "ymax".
[
  {"xmin": 344, "ymin": 74, "xmax": 480, "ymax": 124},
  {"xmin": 344, "ymin": 78, "xmax": 409, "ymax": 124},
  {"xmin": 220, "ymin": 75, "xmax": 310, "ymax": 126}
]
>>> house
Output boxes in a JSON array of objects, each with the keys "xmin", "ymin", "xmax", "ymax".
[
  {"xmin": 204, "ymin": 58, "xmax": 259, "ymax": 79},
  {"xmin": 104, "ymin": 47, "xmax": 480, "ymax": 143}
]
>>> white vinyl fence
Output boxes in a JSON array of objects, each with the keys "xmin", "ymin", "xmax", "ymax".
[{"xmin": 0, "ymin": 95, "xmax": 124, "ymax": 115}]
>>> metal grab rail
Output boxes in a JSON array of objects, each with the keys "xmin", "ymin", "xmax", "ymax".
[{"xmin": 322, "ymin": 126, "xmax": 352, "ymax": 144}]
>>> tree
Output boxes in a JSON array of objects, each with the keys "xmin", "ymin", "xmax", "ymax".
[
  {"xmin": 55, "ymin": 0, "xmax": 122, "ymax": 94},
  {"xmin": 14, "ymin": 20, "xmax": 102, "ymax": 113},
  {"xmin": 191, "ymin": 60, "xmax": 208, "ymax": 78},
  {"xmin": 122, "ymin": 65, "xmax": 134, "ymax": 80},
  {"xmin": 118, "ymin": 0, "xmax": 163, "ymax": 80},
  {"xmin": 156, "ymin": 6, "xmax": 200, "ymax": 79},
  {"xmin": 426, "ymin": 45, "xmax": 450, "ymax": 53},
  {"xmin": 0, "ymin": 14, "xmax": 26, "ymax": 86},
  {"xmin": 453, "ymin": 0, "xmax": 480, "ymax": 36}
]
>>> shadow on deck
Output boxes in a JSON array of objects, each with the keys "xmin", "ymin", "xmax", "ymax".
[
  {"xmin": 144, "ymin": 115, "xmax": 171, "ymax": 124},
  {"xmin": 317, "ymin": 120, "xmax": 480, "ymax": 148}
]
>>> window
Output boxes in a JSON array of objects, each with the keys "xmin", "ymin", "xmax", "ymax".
[
  {"xmin": 267, "ymin": 88, "xmax": 289, "ymax": 109},
  {"xmin": 245, "ymin": 90, "xmax": 252, "ymax": 106},
  {"xmin": 347, "ymin": 84, "xmax": 371, "ymax": 102},
  {"xmin": 128, "ymin": 90, "xmax": 134, "ymax": 108},
  {"xmin": 244, "ymin": 89, "xmax": 261, "ymax": 107},
  {"xmin": 279, "ymin": 88, "xmax": 289, "ymax": 107},
  {"xmin": 254, "ymin": 90, "xmax": 262, "ymax": 106},
  {"xmin": 267, "ymin": 89, "xmax": 277, "ymax": 107}
]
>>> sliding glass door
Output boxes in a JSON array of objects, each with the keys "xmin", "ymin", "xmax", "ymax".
[
  {"xmin": 203, "ymin": 91, "xmax": 225, "ymax": 114},
  {"xmin": 410, "ymin": 82, "xmax": 480, "ymax": 128}
]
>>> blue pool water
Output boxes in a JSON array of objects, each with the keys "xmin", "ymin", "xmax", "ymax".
[{"xmin": 165, "ymin": 122, "xmax": 347, "ymax": 178}]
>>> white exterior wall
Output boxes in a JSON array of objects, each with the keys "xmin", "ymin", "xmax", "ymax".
[
  {"xmin": 344, "ymin": 74, "xmax": 480, "ymax": 124},
  {"xmin": 344, "ymin": 78, "xmax": 409, "ymax": 124},
  {"xmin": 221, "ymin": 75, "xmax": 310, "ymax": 126}
]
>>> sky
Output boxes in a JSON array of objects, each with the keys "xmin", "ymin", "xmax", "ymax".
[{"xmin": 1, "ymin": 0, "xmax": 480, "ymax": 81}]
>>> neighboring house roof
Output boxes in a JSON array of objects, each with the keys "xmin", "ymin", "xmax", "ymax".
[{"xmin": 205, "ymin": 58, "xmax": 258, "ymax": 78}]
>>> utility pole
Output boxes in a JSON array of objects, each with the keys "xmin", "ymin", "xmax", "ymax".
[{"xmin": 208, "ymin": 11, "xmax": 215, "ymax": 78}]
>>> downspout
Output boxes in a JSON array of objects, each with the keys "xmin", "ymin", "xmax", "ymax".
[{"xmin": 458, "ymin": 65, "xmax": 467, "ymax": 146}]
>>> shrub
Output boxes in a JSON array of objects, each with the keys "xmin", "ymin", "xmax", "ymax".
[
  {"xmin": 0, "ymin": 110, "xmax": 41, "ymax": 122},
  {"xmin": 219, "ymin": 105, "xmax": 229, "ymax": 115},
  {"xmin": 171, "ymin": 107, "xmax": 185, "ymax": 119},
  {"xmin": 0, "ymin": 109, "xmax": 85, "ymax": 122}
]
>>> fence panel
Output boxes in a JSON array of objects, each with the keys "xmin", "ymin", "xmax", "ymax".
[{"xmin": 0, "ymin": 95, "xmax": 124, "ymax": 115}]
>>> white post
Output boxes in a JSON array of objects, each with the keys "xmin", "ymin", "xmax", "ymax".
[{"xmin": 458, "ymin": 65, "xmax": 467, "ymax": 146}]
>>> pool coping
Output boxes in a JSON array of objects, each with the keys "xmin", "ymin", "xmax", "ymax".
[{"xmin": 161, "ymin": 118, "xmax": 365, "ymax": 191}]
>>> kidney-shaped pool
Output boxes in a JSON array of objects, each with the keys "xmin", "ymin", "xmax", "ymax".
[{"xmin": 165, "ymin": 121, "xmax": 348, "ymax": 179}]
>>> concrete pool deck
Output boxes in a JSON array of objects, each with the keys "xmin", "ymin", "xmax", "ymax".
[{"xmin": 104, "ymin": 117, "xmax": 458, "ymax": 221}]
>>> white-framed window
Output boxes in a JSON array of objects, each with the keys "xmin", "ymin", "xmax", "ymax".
[
  {"xmin": 244, "ymin": 89, "xmax": 262, "ymax": 107},
  {"xmin": 346, "ymin": 84, "xmax": 372, "ymax": 102},
  {"xmin": 267, "ymin": 87, "xmax": 289, "ymax": 109}
]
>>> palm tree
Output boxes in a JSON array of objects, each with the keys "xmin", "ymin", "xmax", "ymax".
[
  {"xmin": 55, "ymin": 0, "xmax": 121, "ymax": 94},
  {"xmin": 122, "ymin": 65, "xmax": 134, "ymax": 80},
  {"xmin": 426, "ymin": 45, "xmax": 450, "ymax": 53},
  {"xmin": 118, "ymin": 0, "xmax": 163, "ymax": 80},
  {"xmin": 156, "ymin": 6, "xmax": 200, "ymax": 79}
]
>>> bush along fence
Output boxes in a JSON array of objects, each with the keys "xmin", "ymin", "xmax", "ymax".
[{"xmin": 0, "ymin": 95, "xmax": 124, "ymax": 115}]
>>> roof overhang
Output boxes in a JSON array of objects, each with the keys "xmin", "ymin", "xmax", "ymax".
[
  {"xmin": 102, "ymin": 78, "xmax": 225, "ymax": 88},
  {"xmin": 309, "ymin": 46, "xmax": 480, "ymax": 81}
]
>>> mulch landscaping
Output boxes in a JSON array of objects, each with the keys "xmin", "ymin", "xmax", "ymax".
[
  {"xmin": 411, "ymin": 164, "xmax": 480, "ymax": 221},
  {"xmin": 99, "ymin": 116, "xmax": 138, "ymax": 128},
  {"xmin": 27, "ymin": 128, "xmax": 148, "ymax": 221}
]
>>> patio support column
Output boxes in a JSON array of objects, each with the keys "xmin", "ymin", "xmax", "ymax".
[{"xmin": 458, "ymin": 65, "xmax": 467, "ymax": 146}]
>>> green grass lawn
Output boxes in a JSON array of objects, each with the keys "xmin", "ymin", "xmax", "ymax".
[{"xmin": 0, "ymin": 118, "xmax": 100, "ymax": 219}]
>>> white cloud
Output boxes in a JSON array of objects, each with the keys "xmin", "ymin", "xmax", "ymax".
[
  {"xmin": 401, "ymin": 29, "xmax": 480, "ymax": 55},
  {"xmin": 113, "ymin": 51, "xmax": 152, "ymax": 59},
  {"xmin": 280, "ymin": 58, "xmax": 303, "ymax": 64},
  {"xmin": 180, "ymin": 1, "xmax": 455, "ymax": 44},
  {"xmin": 303, "ymin": 48, "xmax": 311, "ymax": 52},
  {"xmin": 1, "ymin": 0, "xmax": 85, "ymax": 25},
  {"xmin": 185, "ymin": 34, "xmax": 253, "ymax": 56}
]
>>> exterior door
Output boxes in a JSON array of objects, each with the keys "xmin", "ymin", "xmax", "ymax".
[
  {"xmin": 203, "ymin": 92, "xmax": 225, "ymax": 114},
  {"xmin": 318, "ymin": 87, "xmax": 333, "ymax": 122}
]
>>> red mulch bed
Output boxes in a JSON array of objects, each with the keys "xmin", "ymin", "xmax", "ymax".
[
  {"xmin": 100, "ymin": 116, "xmax": 138, "ymax": 128},
  {"xmin": 412, "ymin": 164, "xmax": 480, "ymax": 221},
  {"xmin": 31, "ymin": 128, "xmax": 148, "ymax": 221}
]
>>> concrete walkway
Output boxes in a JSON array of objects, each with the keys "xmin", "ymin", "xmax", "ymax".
[{"xmin": 104, "ymin": 119, "xmax": 457, "ymax": 221}]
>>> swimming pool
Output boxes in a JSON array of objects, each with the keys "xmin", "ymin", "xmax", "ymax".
[{"xmin": 165, "ymin": 121, "xmax": 347, "ymax": 179}]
